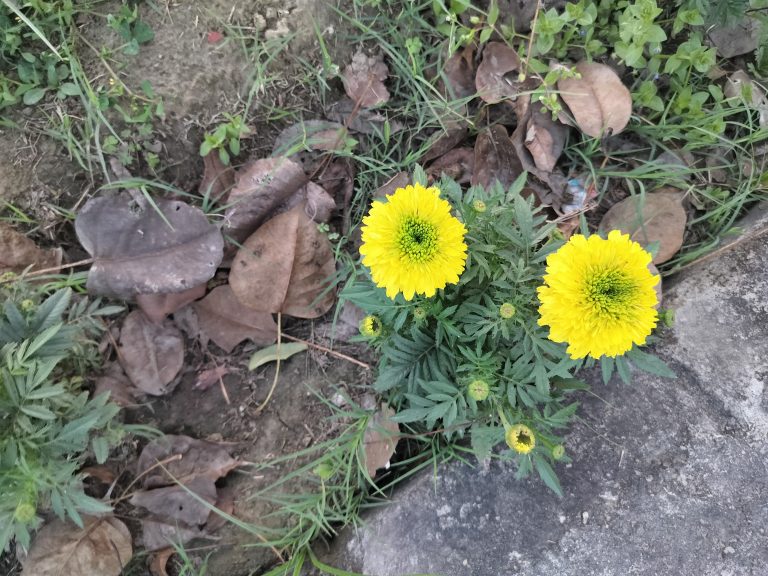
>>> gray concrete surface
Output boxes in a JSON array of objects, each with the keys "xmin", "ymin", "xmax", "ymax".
[{"xmin": 310, "ymin": 205, "xmax": 768, "ymax": 576}]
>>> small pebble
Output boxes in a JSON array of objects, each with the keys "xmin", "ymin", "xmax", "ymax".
[{"xmin": 581, "ymin": 511, "xmax": 589, "ymax": 525}]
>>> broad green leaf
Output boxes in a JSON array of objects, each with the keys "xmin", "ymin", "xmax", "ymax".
[{"xmin": 249, "ymin": 342, "xmax": 307, "ymax": 371}]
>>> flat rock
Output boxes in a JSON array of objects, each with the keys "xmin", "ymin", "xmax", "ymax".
[{"xmin": 311, "ymin": 204, "xmax": 768, "ymax": 576}]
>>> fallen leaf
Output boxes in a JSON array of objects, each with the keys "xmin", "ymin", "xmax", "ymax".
[
  {"xmin": 342, "ymin": 49, "xmax": 390, "ymax": 107},
  {"xmin": 525, "ymin": 107, "xmax": 569, "ymax": 172},
  {"xmin": 599, "ymin": 189, "xmax": 686, "ymax": 265},
  {"xmin": 326, "ymin": 98, "xmax": 404, "ymax": 135},
  {"xmin": 272, "ymin": 120, "xmax": 350, "ymax": 156},
  {"xmin": 0, "ymin": 223, "xmax": 61, "ymax": 276},
  {"xmin": 139, "ymin": 519, "xmax": 207, "ymax": 552},
  {"xmin": 149, "ymin": 547, "xmax": 175, "ymax": 576},
  {"xmin": 475, "ymin": 42, "xmax": 521, "ymax": 104},
  {"xmin": 708, "ymin": 16, "xmax": 761, "ymax": 58},
  {"xmin": 81, "ymin": 464, "xmax": 117, "ymax": 486},
  {"xmin": 75, "ymin": 195, "xmax": 223, "ymax": 299},
  {"xmin": 193, "ymin": 285, "xmax": 276, "ymax": 353},
  {"xmin": 206, "ymin": 486, "xmax": 236, "ymax": 532},
  {"xmin": 472, "ymin": 124, "xmax": 523, "ymax": 189},
  {"xmin": 229, "ymin": 203, "xmax": 336, "ymax": 318},
  {"xmin": 94, "ymin": 362, "xmax": 139, "ymax": 407},
  {"xmin": 724, "ymin": 70, "xmax": 768, "ymax": 127},
  {"xmin": 557, "ymin": 61, "xmax": 632, "ymax": 138},
  {"xmin": 21, "ymin": 516, "xmax": 132, "ymax": 576},
  {"xmin": 422, "ymin": 123, "xmax": 469, "ymax": 163},
  {"xmin": 249, "ymin": 342, "xmax": 307, "ymax": 371},
  {"xmin": 440, "ymin": 44, "xmax": 476, "ymax": 99},
  {"xmin": 131, "ymin": 476, "xmax": 217, "ymax": 528},
  {"xmin": 198, "ymin": 153, "xmax": 235, "ymax": 200},
  {"xmin": 118, "ymin": 310, "xmax": 184, "ymax": 396},
  {"xmin": 362, "ymin": 406, "xmax": 400, "ymax": 478},
  {"xmin": 136, "ymin": 434, "xmax": 239, "ymax": 488},
  {"xmin": 427, "ymin": 147, "xmax": 474, "ymax": 184},
  {"xmin": 224, "ymin": 157, "xmax": 308, "ymax": 246},
  {"xmin": 136, "ymin": 283, "xmax": 207, "ymax": 324},
  {"xmin": 193, "ymin": 365, "xmax": 231, "ymax": 391},
  {"xmin": 282, "ymin": 181, "xmax": 337, "ymax": 223},
  {"xmin": 373, "ymin": 172, "xmax": 410, "ymax": 200},
  {"xmin": 315, "ymin": 159, "xmax": 355, "ymax": 233}
]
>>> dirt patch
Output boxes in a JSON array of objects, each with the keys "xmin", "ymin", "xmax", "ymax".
[{"xmin": 118, "ymin": 327, "xmax": 372, "ymax": 575}]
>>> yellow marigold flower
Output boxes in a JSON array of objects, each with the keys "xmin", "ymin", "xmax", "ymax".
[
  {"xmin": 359, "ymin": 315, "xmax": 382, "ymax": 338},
  {"xmin": 537, "ymin": 230, "xmax": 659, "ymax": 359},
  {"xmin": 359, "ymin": 183, "xmax": 468, "ymax": 301},
  {"xmin": 506, "ymin": 424, "xmax": 535, "ymax": 454}
]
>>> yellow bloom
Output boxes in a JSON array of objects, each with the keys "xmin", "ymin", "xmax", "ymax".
[
  {"xmin": 537, "ymin": 230, "xmax": 659, "ymax": 359},
  {"xmin": 359, "ymin": 183, "xmax": 467, "ymax": 301},
  {"xmin": 506, "ymin": 424, "xmax": 535, "ymax": 454},
  {"xmin": 359, "ymin": 315, "xmax": 382, "ymax": 338}
]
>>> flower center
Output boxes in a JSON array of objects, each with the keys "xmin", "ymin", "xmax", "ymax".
[
  {"xmin": 397, "ymin": 216, "xmax": 438, "ymax": 263},
  {"xmin": 515, "ymin": 430, "xmax": 532, "ymax": 448},
  {"xmin": 585, "ymin": 268, "xmax": 637, "ymax": 318}
]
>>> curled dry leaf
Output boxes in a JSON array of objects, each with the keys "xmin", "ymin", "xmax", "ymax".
[
  {"xmin": 427, "ymin": 147, "xmax": 474, "ymax": 184},
  {"xmin": 440, "ymin": 44, "xmax": 475, "ymax": 99},
  {"xmin": 75, "ymin": 195, "xmax": 223, "ymax": 299},
  {"xmin": 94, "ymin": 362, "xmax": 140, "ymax": 407},
  {"xmin": 472, "ymin": 125, "xmax": 523, "ymax": 190},
  {"xmin": 373, "ymin": 172, "xmax": 410, "ymax": 200},
  {"xmin": 224, "ymin": 156, "xmax": 308, "ymax": 246},
  {"xmin": 599, "ymin": 188, "xmax": 687, "ymax": 265},
  {"xmin": 21, "ymin": 516, "xmax": 132, "ymax": 576},
  {"xmin": 525, "ymin": 107, "xmax": 569, "ymax": 173},
  {"xmin": 422, "ymin": 123, "xmax": 469, "ymax": 163},
  {"xmin": 149, "ymin": 547, "xmax": 175, "ymax": 576},
  {"xmin": 136, "ymin": 283, "xmax": 207, "ymax": 324},
  {"xmin": 708, "ymin": 17, "xmax": 761, "ymax": 58},
  {"xmin": 342, "ymin": 49, "xmax": 390, "ymax": 107},
  {"xmin": 0, "ymin": 223, "xmax": 61, "ymax": 276},
  {"xmin": 229, "ymin": 203, "xmax": 336, "ymax": 318},
  {"xmin": 282, "ymin": 181, "xmax": 336, "ymax": 224},
  {"xmin": 193, "ymin": 284, "xmax": 277, "ymax": 353},
  {"xmin": 362, "ymin": 406, "xmax": 400, "ymax": 478},
  {"xmin": 326, "ymin": 97, "xmax": 404, "ymax": 135},
  {"xmin": 136, "ymin": 434, "xmax": 239, "ymax": 488},
  {"xmin": 557, "ymin": 61, "xmax": 632, "ymax": 138},
  {"xmin": 118, "ymin": 310, "xmax": 184, "ymax": 396},
  {"xmin": 316, "ymin": 159, "xmax": 355, "ymax": 234},
  {"xmin": 198, "ymin": 153, "xmax": 235, "ymax": 200},
  {"xmin": 475, "ymin": 42, "xmax": 521, "ymax": 104}
]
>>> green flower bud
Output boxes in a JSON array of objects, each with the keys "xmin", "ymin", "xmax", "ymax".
[
  {"xmin": 472, "ymin": 199, "xmax": 487, "ymax": 213},
  {"xmin": 413, "ymin": 306, "xmax": 427, "ymax": 321},
  {"xmin": 552, "ymin": 445, "xmax": 565, "ymax": 460},
  {"xmin": 313, "ymin": 462, "xmax": 335, "ymax": 481},
  {"xmin": 467, "ymin": 379, "xmax": 490, "ymax": 402},
  {"xmin": 499, "ymin": 302, "xmax": 516, "ymax": 319},
  {"xmin": 14, "ymin": 501, "xmax": 36, "ymax": 524},
  {"xmin": 359, "ymin": 315, "xmax": 382, "ymax": 338},
  {"xmin": 20, "ymin": 299, "xmax": 35, "ymax": 312}
]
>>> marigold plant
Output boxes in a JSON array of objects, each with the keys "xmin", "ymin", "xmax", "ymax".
[{"xmin": 345, "ymin": 170, "xmax": 674, "ymax": 494}]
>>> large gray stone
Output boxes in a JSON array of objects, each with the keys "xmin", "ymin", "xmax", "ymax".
[{"xmin": 311, "ymin": 205, "xmax": 768, "ymax": 576}]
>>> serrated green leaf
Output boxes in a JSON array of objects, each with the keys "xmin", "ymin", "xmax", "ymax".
[
  {"xmin": 533, "ymin": 454, "xmax": 563, "ymax": 497},
  {"xmin": 249, "ymin": 342, "xmax": 307, "ymax": 371},
  {"xmin": 92, "ymin": 436, "xmax": 109, "ymax": 464},
  {"xmin": 626, "ymin": 347, "xmax": 676, "ymax": 378}
]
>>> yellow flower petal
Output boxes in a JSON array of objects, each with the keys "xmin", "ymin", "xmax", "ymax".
[
  {"xmin": 360, "ymin": 183, "xmax": 468, "ymax": 301},
  {"xmin": 537, "ymin": 230, "xmax": 659, "ymax": 359}
]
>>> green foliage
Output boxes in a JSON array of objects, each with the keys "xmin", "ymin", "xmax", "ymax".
[
  {"xmin": 0, "ymin": 287, "xmax": 125, "ymax": 553},
  {"xmin": 106, "ymin": 4, "xmax": 154, "ymax": 56},
  {"xmin": 199, "ymin": 113, "xmax": 251, "ymax": 166},
  {"xmin": 343, "ymin": 173, "xmax": 588, "ymax": 491}
]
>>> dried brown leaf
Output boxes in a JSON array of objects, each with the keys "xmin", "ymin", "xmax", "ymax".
[
  {"xmin": 326, "ymin": 98, "xmax": 404, "ymax": 135},
  {"xmin": 362, "ymin": 406, "xmax": 400, "ymax": 478},
  {"xmin": 224, "ymin": 157, "xmax": 308, "ymax": 246},
  {"xmin": 118, "ymin": 310, "xmax": 184, "ymax": 396},
  {"xmin": 139, "ymin": 520, "xmax": 207, "ymax": 552},
  {"xmin": 136, "ymin": 283, "xmax": 207, "ymax": 324},
  {"xmin": 373, "ymin": 172, "xmax": 410, "ymax": 200},
  {"xmin": 525, "ymin": 107, "xmax": 569, "ymax": 172},
  {"xmin": 557, "ymin": 61, "xmax": 632, "ymax": 138},
  {"xmin": 599, "ymin": 189, "xmax": 687, "ymax": 265},
  {"xmin": 75, "ymin": 195, "xmax": 223, "ymax": 299},
  {"xmin": 472, "ymin": 125, "xmax": 523, "ymax": 189},
  {"xmin": 193, "ymin": 285, "xmax": 276, "ymax": 353},
  {"xmin": 426, "ymin": 147, "xmax": 474, "ymax": 184},
  {"xmin": 193, "ymin": 365, "xmax": 231, "ymax": 391},
  {"xmin": 708, "ymin": 17, "xmax": 761, "ymax": 58},
  {"xmin": 341, "ymin": 50, "xmax": 390, "ymax": 107},
  {"xmin": 282, "ymin": 181, "xmax": 336, "ymax": 224},
  {"xmin": 198, "ymin": 153, "xmax": 235, "ymax": 200},
  {"xmin": 272, "ymin": 120, "xmax": 349, "ymax": 156},
  {"xmin": 130, "ymin": 476, "xmax": 217, "ymax": 528},
  {"xmin": 94, "ymin": 362, "xmax": 139, "ymax": 407},
  {"xmin": 21, "ymin": 516, "xmax": 132, "ymax": 576},
  {"xmin": 148, "ymin": 548, "xmax": 175, "ymax": 576},
  {"xmin": 136, "ymin": 434, "xmax": 239, "ymax": 488},
  {"xmin": 422, "ymin": 124, "xmax": 469, "ymax": 163},
  {"xmin": 0, "ymin": 223, "xmax": 61, "ymax": 276},
  {"xmin": 440, "ymin": 44, "xmax": 475, "ymax": 99},
  {"xmin": 229, "ymin": 203, "xmax": 335, "ymax": 318},
  {"xmin": 475, "ymin": 42, "xmax": 521, "ymax": 104}
]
